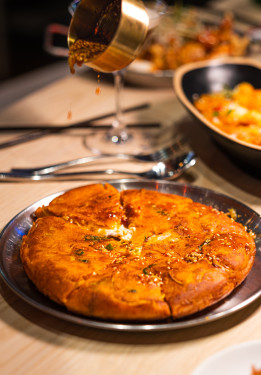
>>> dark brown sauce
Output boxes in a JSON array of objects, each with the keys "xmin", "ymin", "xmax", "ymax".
[{"xmin": 68, "ymin": 40, "xmax": 107, "ymax": 74}]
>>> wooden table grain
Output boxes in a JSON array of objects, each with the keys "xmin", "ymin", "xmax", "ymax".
[{"xmin": 0, "ymin": 63, "xmax": 260, "ymax": 375}]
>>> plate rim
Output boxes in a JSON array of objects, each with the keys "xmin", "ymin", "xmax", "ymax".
[
  {"xmin": 0, "ymin": 179, "xmax": 260, "ymax": 332},
  {"xmin": 191, "ymin": 340, "xmax": 261, "ymax": 375}
]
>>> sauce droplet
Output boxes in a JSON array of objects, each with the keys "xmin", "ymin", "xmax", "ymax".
[
  {"xmin": 67, "ymin": 110, "xmax": 72, "ymax": 120},
  {"xmin": 95, "ymin": 72, "xmax": 101, "ymax": 95},
  {"xmin": 95, "ymin": 87, "xmax": 101, "ymax": 95}
]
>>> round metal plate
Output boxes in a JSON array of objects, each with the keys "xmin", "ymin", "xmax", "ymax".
[{"xmin": 0, "ymin": 180, "xmax": 260, "ymax": 331}]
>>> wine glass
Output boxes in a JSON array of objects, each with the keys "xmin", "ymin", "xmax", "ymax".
[{"xmin": 68, "ymin": 0, "xmax": 167, "ymax": 154}]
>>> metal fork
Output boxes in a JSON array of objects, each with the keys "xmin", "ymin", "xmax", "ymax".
[
  {"xmin": 11, "ymin": 140, "xmax": 187, "ymax": 175},
  {"xmin": 2, "ymin": 151, "xmax": 196, "ymax": 181}
]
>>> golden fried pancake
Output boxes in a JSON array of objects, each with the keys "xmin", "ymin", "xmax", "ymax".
[{"xmin": 21, "ymin": 184, "xmax": 256, "ymax": 320}]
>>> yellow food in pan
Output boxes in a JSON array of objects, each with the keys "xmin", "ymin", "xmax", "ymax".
[{"xmin": 194, "ymin": 82, "xmax": 261, "ymax": 147}]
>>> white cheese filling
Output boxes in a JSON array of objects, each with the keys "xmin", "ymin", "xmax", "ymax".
[{"xmin": 98, "ymin": 225, "xmax": 136, "ymax": 241}]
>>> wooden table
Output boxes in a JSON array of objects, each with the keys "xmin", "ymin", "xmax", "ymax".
[{"xmin": 0, "ymin": 61, "xmax": 260, "ymax": 375}]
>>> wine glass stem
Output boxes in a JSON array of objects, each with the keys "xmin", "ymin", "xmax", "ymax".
[
  {"xmin": 113, "ymin": 70, "xmax": 124, "ymax": 129},
  {"xmin": 110, "ymin": 70, "xmax": 130, "ymax": 143}
]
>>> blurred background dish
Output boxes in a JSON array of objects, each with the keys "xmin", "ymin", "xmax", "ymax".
[
  {"xmin": 190, "ymin": 340, "xmax": 261, "ymax": 375},
  {"xmin": 173, "ymin": 57, "xmax": 261, "ymax": 175},
  {"xmin": 124, "ymin": 5, "xmax": 258, "ymax": 87},
  {"xmin": 124, "ymin": 60, "xmax": 173, "ymax": 87}
]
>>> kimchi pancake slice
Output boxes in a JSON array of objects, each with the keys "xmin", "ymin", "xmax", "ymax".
[
  {"xmin": 35, "ymin": 183, "xmax": 128, "ymax": 236},
  {"xmin": 20, "ymin": 216, "xmax": 122, "ymax": 305},
  {"xmin": 121, "ymin": 188, "xmax": 194, "ymax": 244},
  {"xmin": 20, "ymin": 216, "xmax": 170, "ymax": 320},
  {"xmin": 66, "ymin": 262, "xmax": 170, "ymax": 320}
]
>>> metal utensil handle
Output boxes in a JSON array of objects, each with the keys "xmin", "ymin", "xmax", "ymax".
[
  {"xmin": 44, "ymin": 23, "xmax": 69, "ymax": 57},
  {"xmin": 0, "ymin": 169, "xmax": 150, "ymax": 182},
  {"xmin": 11, "ymin": 155, "xmax": 131, "ymax": 175}
]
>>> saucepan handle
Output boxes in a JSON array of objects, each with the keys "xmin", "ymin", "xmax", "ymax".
[{"xmin": 44, "ymin": 23, "xmax": 69, "ymax": 57}]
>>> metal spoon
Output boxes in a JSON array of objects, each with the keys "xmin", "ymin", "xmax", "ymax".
[{"xmin": 1, "ymin": 151, "xmax": 196, "ymax": 182}]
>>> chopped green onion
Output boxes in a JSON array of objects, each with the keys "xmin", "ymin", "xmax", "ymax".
[{"xmin": 143, "ymin": 263, "xmax": 156, "ymax": 275}]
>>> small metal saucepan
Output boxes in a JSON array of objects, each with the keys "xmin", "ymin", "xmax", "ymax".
[{"xmin": 68, "ymin": 0, "xmax": 149, "ymax": 73}]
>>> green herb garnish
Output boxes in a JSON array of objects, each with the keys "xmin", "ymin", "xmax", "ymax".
[
  {"xmin": 223, "ymin": 84, "xmax": 233, "ymax": 98},
  {"xmin": 143, "ymin": 263, "xmax": 156, "ymax": 275},
  {"xmin": 80, "ymin": 259, "xmax": 89, "ymax": 263},
  {"xmin": 157, "ymin": 209, "xmax": 168, "ymax": 216},
  {"xmin": 198, "ymin": 239, "xmax": 211, "ymax": 251},
  {"xmin": 226, "ymin": 109, "xmax": 233, "ymax": 116},
  {"xmin": 84, "ymin": 235, "xmax": 106, "ymax": 241},
  {"xmin": 74, "ymin": 249, "xmax": 85, "ymax": 256}
]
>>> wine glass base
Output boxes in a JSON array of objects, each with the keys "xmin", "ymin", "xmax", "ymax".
[
  {"xmin": 84, "ymin": 128, "xmax": 161, "ymax": 155},
  {"xmin": 108, "ymin": 130, "xmax": 132, "ymax": 145}
]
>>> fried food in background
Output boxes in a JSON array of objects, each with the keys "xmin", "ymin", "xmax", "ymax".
[
  {"xmin": 138, "ymin": 9, "xmax": 250, "ymax": 71},
  {"xmin": 252, "ymin": 366, "xmax": 261, "ymax": 375},
  {"xmin": 194, "ymin": 82, "xmax": 261, "ymax": 147}
]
